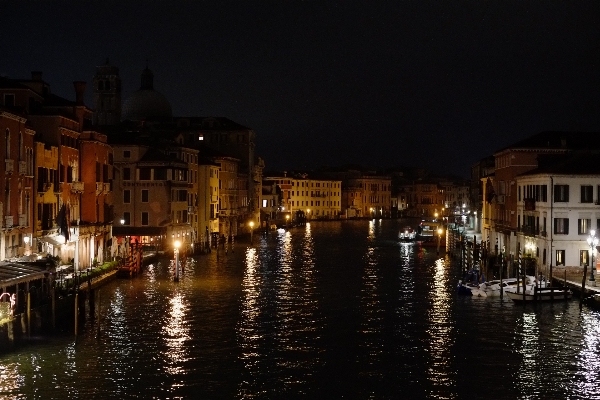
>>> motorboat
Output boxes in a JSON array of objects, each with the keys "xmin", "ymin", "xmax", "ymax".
[
  {"xmin": 479, "ymin": 276, "xmax": 547, "ymax": 297},
  {"xmin": 457, "ymin": 269, "xmax": 487, "ymax": 297},
  {"xmin": 506, "ymin": 286, "xmax": 572, "ymax": 302},
  {"xmin": 398, "ymin": 226, "xmax": 417, "ymax": 241}
]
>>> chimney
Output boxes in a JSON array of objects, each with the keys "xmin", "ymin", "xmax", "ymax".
[
  {"xmin": 73, "ymin": 81, "xmax": 86, "ymax": 105},
  {"xmin": 31, "ymin": 71, "xmax": 43, "ymax": 81}
]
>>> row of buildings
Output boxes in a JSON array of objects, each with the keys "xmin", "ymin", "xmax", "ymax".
[
  {"xmin": 474, "ymin": 131, "xmax": 600, "ymax": 279},
  {"xmin": 1, "ymin": 62, "xmax": 473, "ymax": 271}
]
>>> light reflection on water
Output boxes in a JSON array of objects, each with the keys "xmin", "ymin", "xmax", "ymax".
[
  {"xmin": 426, "ymin": 257, "xmax": 457, "ymax": 398},
  {"xmin": 1, "ymin": 220, "xmax": 600, "ymax": 399}
]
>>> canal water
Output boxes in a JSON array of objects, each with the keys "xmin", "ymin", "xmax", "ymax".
[{"xmin": 1, "ymin": 220, "xmax": 600, "ymax": 399}]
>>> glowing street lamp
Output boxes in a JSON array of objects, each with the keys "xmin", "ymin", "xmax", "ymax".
[
  {"xmin": 437, "ymin": 227, "xmax": 443, "ymax": 255},
  {"xmin": 249, "ymin": 221, "xmax": 254, "ymax": 245},
  {"xmin": 174, "ymin": 240, "xmax": 181, "ymax": 282},
  {"xmin": 587, "ymin": 230, "xmax": 598, "ymax": 284},
  {"xmin": 286, "ymin": 214, "xmax": 290, "ymax": 227},
  {"xmin": 23, "ymin": 235, "xmax": 30, "ymax": 256}
]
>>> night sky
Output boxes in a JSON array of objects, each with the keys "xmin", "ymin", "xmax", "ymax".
[{"xmin": 3, "ymin": 1, "xmax": 600, "ymax": 178}]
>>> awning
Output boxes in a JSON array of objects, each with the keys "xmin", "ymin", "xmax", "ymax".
[
  {"xmin": 112, "ymin": 226, "xmax": 166, "ymax": 236},
  {"xmin": 37, "ymin": 236, "xmax": 64, "ymax": 246}
]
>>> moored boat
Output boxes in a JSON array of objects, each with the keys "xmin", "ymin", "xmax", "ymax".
[{"xmin": 506, "ymin": 286, "xmax": 572, "ymax": 302}]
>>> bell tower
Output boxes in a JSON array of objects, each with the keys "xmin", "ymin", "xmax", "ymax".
[{"xmin": 93, "ymin": 58, "xmax": 121, "ymax": 126}]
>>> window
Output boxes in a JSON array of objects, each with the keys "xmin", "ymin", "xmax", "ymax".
[
  {"xmin": 556, "ymin": 250, "xmax": 565, "ymax": 266},
  {"xmin": 581, "ymin": 185, "xmax": 593, "ymax": 203},
  {"xmin": 124, "ymin": 190, "xmax": 131, "ymax": 204},
  {"xmin": 141, "ymin": 212, "xmax": 149, "ymax": 226},
  {"xmin": 123, "ymin": 212, "xmax": 131, "ymax": 225},
  {"xmin": 141, "ymin": 190, "xmax": 149, "ymax": 202},
  {"xmin": 578, "ymin": 219, "xmax": 591, "ymax": 235},
  {"xmin": 123, "ymin": 167, "xmax": 131, "ymax": 180},
  {"xmin": 581, "ymin": 250, "xmax": 590, "ymax": 267},
  {"xmin": 123, "ymin": 150, "xmax": 131, "ymax": 158},
  {"xmin": 139, "ymin": 168, "xmax": 151, "ymax": 180},
  {"xmin": 4, "ymin": 94, "xmax": 15, "ymax": 107},
  {"xmin": 554, "ymin": 185, "xmax": 569, "ymax": 202},
  {"xmin": 262, "ymin": 199, "xmax": 268, "ymax": 207},
  {"xmin": 154, "ymin": 168, "xmax": 167, "ymax": 180},
  {"xmin": 554, "ymin": 218, "xmax": 569, "ymax": 234}
]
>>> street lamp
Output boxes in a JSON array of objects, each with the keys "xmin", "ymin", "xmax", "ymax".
[
  {"xmin": 249, "ymin": 221, "xmax": 254, "ymax": 245},
  {"xmin": 23, "ymin": 235, "xmax": 30, "ymax": 255},
  {"xmin": 437, "ymin": 227, "xmax": 443, "ymax": 255},
  {"xmin": 174, "ymin": 240, "xmax": 181, "ymax": 282},
  {"xmin": 587, "ymin": 230, "xmax": 598, "ymax": 283},
  {"xmin": 286, "ymin": 214, "xmax": 290, "ymax": 227}
]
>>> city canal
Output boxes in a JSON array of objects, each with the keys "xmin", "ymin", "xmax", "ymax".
[{"xmin": 1, "ymin": 219, "xmax": 600, "ymax": 399}]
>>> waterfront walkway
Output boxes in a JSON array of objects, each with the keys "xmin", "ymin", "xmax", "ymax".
[{"xmin": 457, "ymin": 224, "xmax": 600, "ymax": 300}]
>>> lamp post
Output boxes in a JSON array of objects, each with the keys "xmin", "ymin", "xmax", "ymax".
[
  {"xmin": 174, "ymin": 240, "xmax": 181, "ymax": 282},
  {"xmin": 23, "ymin": 235, "xmax": 30, "ymax": 256},
  {"xmin": 587, "ymin": 230, "xmax": 598, "ymax": 284},
  {"xmin": 249, "ymin": 221, "xmax": 254, "ymax": 245}
]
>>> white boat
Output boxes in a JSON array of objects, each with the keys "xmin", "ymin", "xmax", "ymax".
[
  {"xmin": 506, "ymin": 287, "xmax": 572, "ymax": 302},
  {"xmin": 458, "ymin": 275, "xmax": 548, "ymax": 298},
  {"xmin": 398, "ymin": 226, "xmax": 417, "ymax": 241}
]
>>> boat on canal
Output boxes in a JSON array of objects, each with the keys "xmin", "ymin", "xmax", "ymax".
[
  {"xmin": 398, "ymin": 226, "xmax": 417, "ymax": 241},
  {"xmin": 506, "ymin": 286, "xmax": 572, "ymax": 302}
]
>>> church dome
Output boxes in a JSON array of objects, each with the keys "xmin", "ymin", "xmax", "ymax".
[{"xmin": 121, "ymin": 67, "xmax": 172, "ymax": 122}]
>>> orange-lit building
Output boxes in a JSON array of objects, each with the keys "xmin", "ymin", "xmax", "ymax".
[{"xmin": 0, "ymin": 105, "xmax": 35, "ymax": 260}]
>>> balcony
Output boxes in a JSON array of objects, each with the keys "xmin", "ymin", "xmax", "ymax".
[
  {"xmin": 96, "ymin": 182, "xmax": 104, "ymax": 195},
  {"xmin": 5, "ymin": 159, "xmax": 14, "ymax": 174},
  {"xmin": 18, "ymin": 214, "xmax": 26, "ymax": 226},
  {"xmin": 70, "ymin": 181, "xmax": 84, "ymax": 193},
  {"xmin": 520, "ymin": 225, "xmax": 539, "ymax": 237},
  {"xmin": 524, "ymin": 198, "xmax": 535, "ymax": 211},
  {"xmin": 40, "ymin": 182, "xmax": 52, "ymax": 192},
  {"xmin": 4, "ymin": 215, "xmax": 13, "ymax": 228},
  {"xmin": 18, "ymin": 161, "xmax": 27, "ymax": 175}
]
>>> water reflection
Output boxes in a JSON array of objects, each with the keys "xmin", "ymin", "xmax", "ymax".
[
  {"xmin": 162, "ymin": 292, "xmax": 190, "ymax": 376},
  {"xmin": 572, "ymin": 312, "xmax": 600, "ymax": 398},
  {"xmin": 426, "ymin": 257, "xmax": 456, "ymax": 397},
  {"xmin": 237, "ymin": 224, "xmax": 323, "ymax": 397}
]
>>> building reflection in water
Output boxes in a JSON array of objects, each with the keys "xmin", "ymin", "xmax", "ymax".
[
  {"xmin": 237, "ymin": 223, "xmax": 322, "ymax": 397},
  {"xmin": 426, "ymin": 258, "xmax": 456, "ymax": 396},
  {"xmin": 571, "ymin": 313, "xmax": 600, "ymax": 398},
  {"xmin": 162, "ymin": 292, "xmax": 190, "ymax": 376},
  {"xmin": 0, "ymin": 362, "xmax": 22, "ymax": 394},
  {"xmin": 359, "ymin": 219, "xmax": 385, "ymax": 394},
  {"xmin": 515, "ymin": 312, "xmax": 541, "ymax": 394}
]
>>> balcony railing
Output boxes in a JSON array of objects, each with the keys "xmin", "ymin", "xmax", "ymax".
[
  {"xmin": 71, "ymin": 181, "xmax": 84, "ymax": 193},
  {"xmin": 520, "ymin": 225, "xmax": 539, "ymax": 236},
  {"xmin": 4, "ymin": 215, "xmax": 13, "ymax": 228},
  {"xmin": 5, "ymin": 159, "xmax": 14, "ymax": 174},
  {"xmin": 18, "ymin": 161, "xmax": 27, "ymax": 175},
  {"xmin": 96, "ymin": 182, "xmax": 104, "ymax": 195},
  {"xmin": 18, "ymin": 214, "xmax": 26, "ymax": 226}
]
